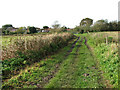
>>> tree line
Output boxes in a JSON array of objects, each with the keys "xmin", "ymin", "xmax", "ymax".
[
  {"xmin": 1, "ymin": 18, "xmax": 120, "ymax": 35},
  {"xmin": 1, "ymin": 21, "xmax": 69, "ymax": 35},
  {"xmin": 74, "ymin": 18, "xmax": 119, "ymax": 33}
]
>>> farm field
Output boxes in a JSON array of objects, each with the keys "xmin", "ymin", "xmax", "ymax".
[
  {"xmin": 1, "ymin": 32, "xmax": 119, "ymax": 89},
  {"xmin": 1, "ymin": 33, "xmax": 51, "ymax": 47}
]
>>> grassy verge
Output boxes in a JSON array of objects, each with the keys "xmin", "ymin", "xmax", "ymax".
[{"xmin": 87, "ymin": 33, "xmax": 118, "ymax": 88}]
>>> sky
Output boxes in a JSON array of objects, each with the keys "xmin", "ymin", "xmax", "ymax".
[{"xmin": 0, "ymin": 0, "xmax": 119, "ymax": 28}]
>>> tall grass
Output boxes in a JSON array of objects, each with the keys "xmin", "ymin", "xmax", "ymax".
[
  {"xmin": 90, "ymin": 32, "xmax": 118, "ymax": 43},
  {"xmin": 2, "ymin": 32, "xmax": 73, "ymax": 80},
  {"xmin": 2, "ymin": 33, "xmax": 73, "ymax": 60}
]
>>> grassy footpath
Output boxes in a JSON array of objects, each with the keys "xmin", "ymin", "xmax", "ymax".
[{"xmin": 44, "ymin": 36, "xmax": 103, "ymax": 88}]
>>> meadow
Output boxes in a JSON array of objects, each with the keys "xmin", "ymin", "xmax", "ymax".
[{"xmin": 1, "ymin": 31, "xmax": 119, "ymax": 88}]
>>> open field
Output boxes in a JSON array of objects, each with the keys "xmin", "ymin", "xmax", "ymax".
[
  {"xmin": 91, "ymin": 32, "xmax": 118, "ymax": 42},
  {"xmin": 2, "ymin": 32, "xmax": 119, "ymax": 89},
  {"xmin": 2, "ymin": 34, "xmax": 46, "ymax": 47}
]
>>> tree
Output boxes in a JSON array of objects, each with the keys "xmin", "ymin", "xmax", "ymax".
[
  {"xmin": 16, "ymin": 27, "xmax": 26, "ymax": 34},
  {"xmin": 43, "ymin": 26, "xmax": 49, "ymax": 30},
  {"xmin": 108, "ymin": 21, "xmax": 118, "ymax": 31},
  {"xmin": 80, "ymin": 18, "xmax": 93, "ymax": 33},
  {"xmin": 92, "ymin": 19, "xmax": 108, "ymax": 32},
  {"xmin": 2, "ymin": 24, "xmax": 13, "ymax": 34},
  {"xmin": 2, "ymin": 24, "xmax": 13, "ymax": 30},
  {"xmin": 52, "ymin": 21, "xmax": 60, "ymax": 29},
  {"xmin": 80, "ymin": 18, "xmax": 93, "ymax": 26},
  {"xmin": 118, "ymin": 21, "xmax": 120, "ymax": 31},
  {"xmin": 29, "ymin": 27, "xmax": 37, "ymax": 33},
  {"xmin": 91, "ymin": 24, "xmax": 101, "ymax": 32},
  {"xmin": 60, "ymin": 26, "xmax": 67, "ymax": 32},
  {"xmin": 74, "ymin": 26, "xmax": 85, "ymax": 34}
]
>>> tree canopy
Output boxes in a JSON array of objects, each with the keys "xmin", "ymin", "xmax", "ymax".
[
  {"xmin": 43, "ymin": 26, "xmax": 49, "ymax": 29},
  {"xmin": 52, "ymin": 21, "xmax": 60, "ymax": 29},
  {"xmin": 92, "ymin": 19, "xmax": 108, "ymax": 32},
  {"xmin": 2, "ymin": 24, "xmax": 13, "ymax": 30},
  {"xmin": 29, "ymin": 27, "xmax": 37, "ymax": 33},
  {"xmin": 16, "ymin": 27, "xmax": 26, "ymax": 34},
  {"xmin": 80, "ymin": 18, "xmax": 93, "ymax": 26}
]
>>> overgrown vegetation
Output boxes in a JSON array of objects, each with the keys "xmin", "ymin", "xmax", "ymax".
[
  {"xmin": 2, "ymin": 32, "xmax": 118, "ymax": 89},
  {"xmin": 87, "ymin": 32, "xmax": 118, "ymax": 88},
  {"xmin": 2, "ymin": 36, "xmax": 77, "ymax": 89},
  {"xmin": 1, "ymin": 18, "xmax": 119, "ymax": 89},
  {"xmin": 2, "ymin": 33, "xmax": 73, "ymax": 80}
]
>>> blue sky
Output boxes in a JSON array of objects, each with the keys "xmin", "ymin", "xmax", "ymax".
[{"xmin": 0, "ymin": 0, "xmax": 119, "ymax": 28}]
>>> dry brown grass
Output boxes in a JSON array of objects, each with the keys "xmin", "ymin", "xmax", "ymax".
[
  {"xmin": 2, "ymin": 33, "xmax": 72, "ymax": 60},
  {"xmin": 90, "ymin": 31, "xmax": 118, "ymax": 43}
]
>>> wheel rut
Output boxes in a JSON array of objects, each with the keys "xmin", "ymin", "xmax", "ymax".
[
  {"xmin": 84, "ymin": 36, "xmax": 112, "ymax": 88},
  {"xmin": 36, "ymin": 36, "xmax": 81, "ymax": 88}
]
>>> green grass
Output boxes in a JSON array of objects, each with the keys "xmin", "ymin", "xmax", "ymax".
[
  {"xmin": 44, "ymin": 36, "xmax": 102, "ymax": 88},
  {"xmin": 87, "ymin": 33, "xmax": 118, "ymax": 88},
  {"xmin": 94, "ymin": 43, "xmax": 118, "ymax": 88}
]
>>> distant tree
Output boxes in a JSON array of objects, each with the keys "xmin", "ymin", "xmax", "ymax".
[
  {"xmin": 91, "ymin": 24, "xmax": 100, "ymax": 32},
  {"xmin": 80, "ymin": 18, "xmax": 93, "ymax": 26},
  {"xmin": 118, "ymin": 21, "xmax": 120, "ymax": 30},
  {"xmin": 92, "ymin": 19, "xmax": 108, "ymax": 32},
  {"xmin": 80, "ymin": 18, "xmax": 93, "ymax": 33},
  {"xmin": 60, "ymin": 26, "xmax": 67, "ymax": 32},
  {"xmin": 4, "ymin": 30, "xmax": 10, "ymax": 35},
  {"xmin": 2, "ymin": 24, "xmax": 13, "ymax": 34},
  {"xmin": 29, "ymin": 27, "xmax": 37, "ymax": 33},
  {"xmin": 2, "ymin": 24, "xmax": 13, "ymax": 30},
  {"xmin": 43, "ymin": 26, "xmax": 49, "ymax": 30},
  {"xmin": 16, "ymin": 27, "xmax": 26, "ymax": 34},
  {"xmin": 108, "ymin": 21, "xmax": 118, "ymax": 31},
  {"xmin": 52, "ymin": 21, "xmax": 61, "ymax": 29}
]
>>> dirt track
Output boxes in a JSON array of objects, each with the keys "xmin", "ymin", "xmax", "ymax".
[{"xmin": 3, "ymin": 36, "xmax": 112, "ymax": 88}]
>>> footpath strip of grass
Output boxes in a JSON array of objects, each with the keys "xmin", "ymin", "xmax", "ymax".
[
  {"xmin": 2, "ymin": 36, "xmax": 78, "ymax": 89},
  {"xmin": 44, "ymin": 37, "xmax": 82, "ymax": 88},
  {"xmin": 44, "ymin": 36, "xmax": 102, "ymax": 88}
]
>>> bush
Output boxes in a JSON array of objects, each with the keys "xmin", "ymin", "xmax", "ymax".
[
  {"xmin": 29, "ymin": 27, "xmax": 37, "ymax": 33},
  {"xmin": 16, "ymin": 27, "xmax": 26, "ymax": 34}
]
